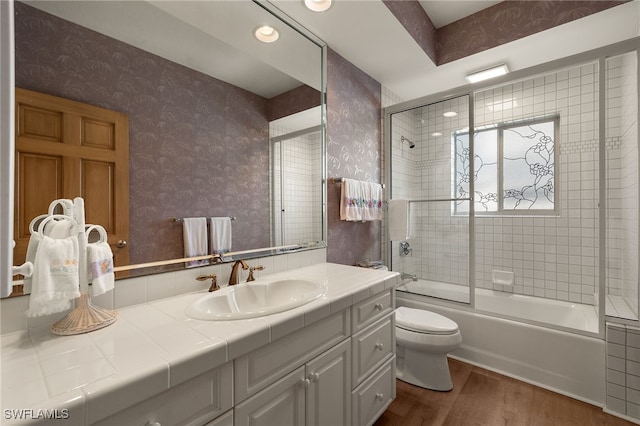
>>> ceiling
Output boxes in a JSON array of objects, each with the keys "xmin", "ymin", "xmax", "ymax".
[
  {"xmin": 417, "ymin": 0, "xmax": 501, "ymax": 28},
  {"xmin": 272, "ymin": 0, "xmax": 637, "ymax": 101},
  {"xmin": 23, "ymin": 1, "xmax": 639, "ymax": 103}
]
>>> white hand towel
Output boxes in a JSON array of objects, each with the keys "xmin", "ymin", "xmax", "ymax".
[
  {"xmin": 340, "ymin": 178, "xmax": 364, "ymax": 221},
  {"xmin": 26, "ymin": 235, "xmax": 80, "ymax": 317},
  {"xmin": 22, "ymin": 232, "xmax": 41, "ymax": 294},
  {"xmin": 362, "ymin": 182, "xmax": 383, "ymax": 221},
  {"xmin": 388, "ymin": 199, "xmax": 410, "ymax": 241},
  {"xmin": 183, "ymin": 217, "xmax": 208, "ymax": 267},
  {"xmin": 209, "ymin": 217, "xmax": 232, "ymax": 254},
  {"xmin": 87, "ymin": 241, "xmax": 114, "ymax": 296}
]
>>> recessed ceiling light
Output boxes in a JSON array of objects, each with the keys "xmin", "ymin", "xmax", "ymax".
[
  {"xmin": 466, "ymin": 64, "xmax": 509, "ymax": 83},
  {"xmin": 443, "ymin": 111, "xmax": 457, "ymax": 117},
  {"xmin": 304, "ymin": 0, "xmax": 332, "ymax": 12},
  {"xmin": 254, "ymin": 25, "xmax": 279, "ymax": 43}
]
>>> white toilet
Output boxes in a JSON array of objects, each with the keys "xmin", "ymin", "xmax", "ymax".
[{"xmin": 395, "ymin": 306, "xmax": 462, "ymax": 391}]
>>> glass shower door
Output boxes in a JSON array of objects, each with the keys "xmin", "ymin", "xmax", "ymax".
[{"xmin": 388, "ymin": 94, "xmax": 472, "ymax": 304}]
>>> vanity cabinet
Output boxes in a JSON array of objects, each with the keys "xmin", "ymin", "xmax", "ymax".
[
  {"xmin": 235, "ymin": 339, "xmax": 351, "ymax": 426},
  {"xmin": 233, "ymin": 288, "xmax": 395, "ymax": 426}
]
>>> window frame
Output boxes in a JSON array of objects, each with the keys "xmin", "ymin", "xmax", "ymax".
[{"xmin": 453, "ymin": 115, "xmax": 560, "ymax": 216}]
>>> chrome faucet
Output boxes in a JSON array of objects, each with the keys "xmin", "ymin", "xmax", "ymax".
[
  {"xmin": 196, "ymin": 274, "xmax": 219, "ymax": 292},
  {"xmin": 401, "ymin": 272, "xmax": 418, "ymax": 282},
  {"xmin": 229, "ymin": 260, "xmax": 249, "ymax": 285}
]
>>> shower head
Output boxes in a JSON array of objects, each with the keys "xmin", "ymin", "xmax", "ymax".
[{"xmin": 401, "ymin": 136, "xmax": 415, "ymax": 149}]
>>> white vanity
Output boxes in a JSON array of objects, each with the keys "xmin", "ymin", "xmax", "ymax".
[{"xmin": 0, "ymin": 263, "xmax": 398, "ymax": 426}]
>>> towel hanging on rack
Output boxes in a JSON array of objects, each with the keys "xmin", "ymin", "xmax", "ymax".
[
  {"xmin": 86, "ymin": 225, "xmax": 114, "ymax": 297},
  {"xmin": 182, "ymin": 217, "xmax": 208, "ymax": 267},
  {"xmin": 26, "ymin": 216, "xmax": 81, "ymax": 317},
  {"xmin": 210, "ymin": 217, "xmax": 232, "ymax": 254},
  {"xmin": 340, "ymin": 178, "xmax": 383, "ymax": 222}
]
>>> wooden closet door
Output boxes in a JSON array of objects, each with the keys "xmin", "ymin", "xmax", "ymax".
[{"xmin": 14, "ymin": 88, "xmax": 130, "ymax": 274}]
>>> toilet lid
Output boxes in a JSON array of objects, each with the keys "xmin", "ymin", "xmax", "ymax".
[{"xmin": 396, "ymin": 307, "xmax": 459, "ymax": 335}]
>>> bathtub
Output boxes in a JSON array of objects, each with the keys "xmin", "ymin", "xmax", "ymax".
[{"xmin": 396, "ymin": 280, "xmax": 605, "ymax": 406}]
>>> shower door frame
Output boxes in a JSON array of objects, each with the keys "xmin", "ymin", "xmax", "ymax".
[{"xmin": 384, "ymin": 93, "xmax": 476, "ymax": 307}]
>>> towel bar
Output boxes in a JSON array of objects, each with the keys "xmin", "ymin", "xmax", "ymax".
[
  {"xmin": 171, "ymin": 216, "xmax": 236, "ymax": 222},
  {"xmin": 330, "ymin": 177, "xmax": 385, "ymax": 188}
]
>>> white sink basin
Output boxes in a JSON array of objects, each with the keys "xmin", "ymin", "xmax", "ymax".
[{"xmin": 185, "ymin": 278, "xmax": 326, "ymax": 320}]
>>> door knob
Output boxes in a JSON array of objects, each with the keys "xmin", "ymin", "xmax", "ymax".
[{"xmin": 116, "ymin": 240, "xmax": 127, "ymax": 248}]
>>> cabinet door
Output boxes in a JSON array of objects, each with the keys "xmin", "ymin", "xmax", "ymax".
[
  {"xmin": 235, "ymin": 366, "xmax": 306, "ymax": 426},
  {"xmin": 306, "ymin": 339, "xmax": 351, "ymax": 426}
]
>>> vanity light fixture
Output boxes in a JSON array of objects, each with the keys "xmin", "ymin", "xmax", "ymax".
[
  {"xmin": 443, "ymin": 111, "xmax": 457, "ymax": 117},
  {"xmin": 304, "ymin": 0, "xmax": 332, "ymax": 12},
  {"xmin": 431, "ymin": 132, "xmax": 443, "ymax": 137},
  {"xmin": 254, "ymin": 25, "xmax": 279, "ymax": 43},
  {"xmin": 466, "ymin": 64, "xmax": 509, "ymax": 83}
]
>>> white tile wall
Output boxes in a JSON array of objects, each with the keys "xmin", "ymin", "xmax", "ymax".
[
  {"xmin": 270, "ymin": 124, "xmax": 323, "ymax": 246},
  {"xmin": 606, "ymin": 322, "xmax": 640, "ymax": 422}
]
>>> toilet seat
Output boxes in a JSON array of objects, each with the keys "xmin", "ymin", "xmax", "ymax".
[{"xmin": 396, "ymin": 307, "xmax": 459, "ymax": 335}]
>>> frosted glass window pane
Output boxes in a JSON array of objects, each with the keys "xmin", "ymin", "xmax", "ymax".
[{"xmin": 503, "ymin": 121, "xmax": 555, "ymax": 210}]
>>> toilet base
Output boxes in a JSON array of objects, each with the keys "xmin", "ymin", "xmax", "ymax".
[{"xmin": 396, "ymin": 346, "xmax": 454, "ymax": 391}]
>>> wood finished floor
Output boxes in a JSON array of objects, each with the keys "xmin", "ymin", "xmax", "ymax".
[{"xmin": 375, "ymin": 359, "xmax": 637, "ymax": 426}]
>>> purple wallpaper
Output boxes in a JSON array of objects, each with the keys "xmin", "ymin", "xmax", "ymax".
[
  {"xmin": 437, "ymin": 0, "xmax": 627, "ymax": 65},
  {"xmin": 14, "ymin": 2, "xmax": 274, "ymax": 264},
  {"xmin": 326, "ymin": 49, "xmax": 382, "ymax": 266},
  {"xmin": 384, "ymin": 0, "xmax": 626, "ymax": 66}
]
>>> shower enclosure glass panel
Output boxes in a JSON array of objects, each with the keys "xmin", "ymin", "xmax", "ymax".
[
  {"xmin": 474, "ymin": 61, "xmax": 601, "ymax": 314},
  {"xmin": 605, "ymin": 50, "xmax": 639, "ymax": 320},
  {"xmin": 270, "ymin": 127, "xmax": 323, "ymax": 246},
  {"xmin": 390, "ymin": 95, "xmax": 472, "ymax": 304}
]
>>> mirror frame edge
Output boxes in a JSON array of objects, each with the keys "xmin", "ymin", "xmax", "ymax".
[{"xmin": 1, "ymin": 0, "xmax": 15, "ymax": 298}]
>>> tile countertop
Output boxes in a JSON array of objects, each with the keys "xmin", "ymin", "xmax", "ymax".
[{"xmin": 0, "ymin": 263, "xmax": 399, "ymax": 425}]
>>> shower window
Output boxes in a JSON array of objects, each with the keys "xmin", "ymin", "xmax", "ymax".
[{"xmin": 454, "ymin": 115, "xmax": 558, "ymax": 214}]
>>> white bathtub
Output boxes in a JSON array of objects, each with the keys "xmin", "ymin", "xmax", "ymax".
[
  {"xmin": 398, "ymin": 280, "xmax": 599, "ymax": 334},
  {"xmin": 396, "ymin": 280, "xmax": 605, "ymax": 406}
]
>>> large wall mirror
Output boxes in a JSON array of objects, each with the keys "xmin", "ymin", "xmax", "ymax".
[{"xmin": 6, "ymin": 0, "xmax": 326, "ymax": 296}]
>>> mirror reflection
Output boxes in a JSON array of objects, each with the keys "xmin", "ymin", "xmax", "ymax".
[{"xmin": 11, "ymin": 0, "xmax": 325, "ymax": 294}]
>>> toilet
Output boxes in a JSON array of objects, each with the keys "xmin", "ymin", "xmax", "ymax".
[{"xmin": 395, "ymin": 306, "xmax": 462, "ymax": 391}]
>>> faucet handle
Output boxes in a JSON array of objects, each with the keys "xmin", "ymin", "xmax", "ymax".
[
  {"xmin": 196, "ymin": 274, "xmax": 219, "ymax": 292},
  {"xmin": 247, "ymin": 265, "xmax": 265, "ymax": 282}
]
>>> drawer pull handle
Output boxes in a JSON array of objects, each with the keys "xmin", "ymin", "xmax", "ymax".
[
  {"xmin": 375, "ymin": 342, "xmax": 384, "ymax": 351},
  {"xmin": 301, "ymin": 378, "xmax": 311, "ymax": 389},
  {"xmin": 374, "ymin": 303, "xmax": 384, "ymax": 311},
  {"xmin": 145, "ymin": 422, "xmax": 161, "ymax": 426},
  {"xmin": 309, "ymin": 372, "xmax": 320, "ymax": 383},
  {"xmin": 375, "ymin": 392, "xmax": 384, "ymax": 401}
]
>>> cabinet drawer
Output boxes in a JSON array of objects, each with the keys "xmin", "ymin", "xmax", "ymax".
[
  {"xmin": 352, "ymin": 314, "xmax": 394, "ymax": 386},
  {"xmin": 94, "ymin": 362, "xmax": 233, "ymax": 426},
  {"xmin": 351, "ymin": 290, "xmax": 393, "ymax": 333},
  {"xmin": 351, "ymin": 356, "xmax": 396, "ymax": 426},
  {"xmin": 235, "ymin": 309, "xmax": 350, "ymax": 402}
]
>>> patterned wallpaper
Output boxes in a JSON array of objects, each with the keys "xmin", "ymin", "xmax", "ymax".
[
  {"xmin": 326, "ymin": 49, "xmax": 382, "ymax": 266},
  {"xmin": 14, "ymin": 2, "xmax": 273, "ymax": 264},
  {"xmin": 384, "ymin": 0, "xmax": 626, "ymax": 66},
  {"xmin": 436, "ymin": 0, "xmax": 627, "ymax": 65}
]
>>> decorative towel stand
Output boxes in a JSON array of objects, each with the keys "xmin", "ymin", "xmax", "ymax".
[
  {"xmin": 52, "ymin": 198, "xmax": 117, "ymax": 335},
  {"xmin": 18, "ymin": 197, "xmax": 117, "ymax": 335}
]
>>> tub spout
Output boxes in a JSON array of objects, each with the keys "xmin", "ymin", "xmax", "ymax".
[{"xmin": 401, "ymin": 272, "xmax": 418, "ymax": 281}]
